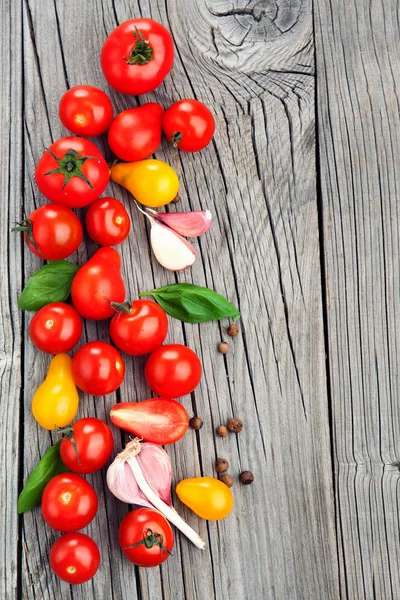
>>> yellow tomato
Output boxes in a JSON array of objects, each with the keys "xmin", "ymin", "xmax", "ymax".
[
  {"xmin": 110, "ymin": 159, "xmax": 179, "ymax": 207},
  {"xmin": 31, "ymin": 354, "xmax": 79, "ymax": 430},
  {"xmin": 176, "ymin": 477, "xmax": 234, "ymax": 520}
]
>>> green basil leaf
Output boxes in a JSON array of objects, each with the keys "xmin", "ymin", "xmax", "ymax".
[
  {"xmin": 139, "ymin": 283, "xmax": 241, "ymax": 324},
  {"xmin": 17, "ymin": 440, "xmax": 69, "ymax": 514},
  {"xmin": 18, "ymin": 261, "xmax": 79, "ymax": 311}
]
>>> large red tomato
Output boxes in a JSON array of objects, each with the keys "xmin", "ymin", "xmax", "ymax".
[
  {"xmin": 60, "ymin": 417, "xmax": 114, "ymax": 474},
  {"xmin": 163, "ymin": 99, "xmax": 215, "ymax": 152},
  {"xmin": 101, "ymin": 19, "xmax": 174, "ymax": 95},
  {"xmin": 71, "ymin": 247, "xmax": 126, "ymax": 320},
  {"xmin": 35, "ymin": 137, "xmax": 109, "ymax": 208},
  {"xmin": 29, "ymin": 302, "xmax": 82, "ymax": 354},
  {"xmin": 41, "ymin": 473, "xmax": 98, "ymax": 532},
  {"xmin": 108, "ymin": 103, "xmax": 164, "ymax": 162},
  {"xmin": 59, "ymin": 85, "xmax": 114, "ymax": 137},
  {"xmin": 145, "ymin": 344, "xmax": 202, "ymax": 397},
  {"xmin": 109, "ymin": 299, "xmax": 168, "ymax": 356},
  {"xmin": 85, "ymin": 197, "xmax": 130, "ymax": 246},
  {"xmin": 13, "ymin": 204, "xmax": 83, "ymax": 260},
  {"xmin": 72, "ymin": 341, "xmax": 125, "ymax": 396},
  {"xmin": 50, "ymin": 533, "xmax": 100, "ymax": 584},
  {"xmin": 119, "ymin": 508, "xmax": 174, "ymax": 567}
]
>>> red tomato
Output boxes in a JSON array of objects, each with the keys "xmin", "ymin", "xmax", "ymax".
[
  {"xmin": 50, "ymin": 533, "xmax": 100, "ymax": 584},
  {"xmin": 35, "ymin": 137, "xmax": 109, "ymax": 208},
  {"xmin": 108, "ymin": 103, "xmax": 164, "ymax": 162},
  {"xmin": 163, "ymin": 100, "xmax": 216, "ymax": 152},
  {"xmin": 110, "ymin": 398, "xmax": 189, "ymax": 444},
  {"xmin": 85, "ymin": 197, "xmax": 130, "ymax": 246},
  {"xmin": 101, "ymin": 19, "xmax": 174, "ymax": 95},
  {"xmin": 145, "ymin": 344, "xmax": 202, "ymax": 397},
  {"xmin": 119, "ymin": 508, "xmax": 174, "ymax": 567},
  {"xmin": 42, "ymin": 473, "xmax": 98, "ymax": 532},
  {"xmin": 60, "ymin": 417, "xmax": 114, "ymax": 474},
  {"xmin": 71, "ymin": 247, "xmax": 126, "ymax": 320},
  {"xmin": 59, "ymin": 85, "xmax": 113, "ymax": 137},
  {"xmin": 72, "ymin": 341, "xmax": 125, "ymax": 396},
  {"xmin": 13, "ymin": 204, "xmax": 83, "ymax": 260},
  {"xmin": 109, "ymin": 300, "xmax": 168, "ymax": 356},
  {"xmin": 29, "ymin": 303, "xmax": 82, "ymax": 354}
]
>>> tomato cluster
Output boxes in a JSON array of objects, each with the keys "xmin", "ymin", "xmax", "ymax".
[{"xmin": 20, "ymin": 17, "xmax": 214, "ymax": 584}]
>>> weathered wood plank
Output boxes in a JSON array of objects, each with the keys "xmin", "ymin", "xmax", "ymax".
[
  {"xmin": 15, "ymin": 0, "xmax": 339, "ymax": 598},
  {"xmin": 315, "ymin": 0, "xmax": 400, "ymax": 597},
  {"xmin": 0, "ymin": 1, "xmax": 23, "ymax": 599}
]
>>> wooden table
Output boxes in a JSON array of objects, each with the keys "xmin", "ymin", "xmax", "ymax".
[{"xmin": 1, "ymin": 1, "xmax": 398, "ymax": 598}]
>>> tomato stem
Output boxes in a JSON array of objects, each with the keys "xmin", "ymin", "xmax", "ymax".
[
  {"xmin": 11, "ymin": 218, "xmax": 44, "ymax": 256},
  {"xmin": 43, "ymin": 148, "xmax": 99, "ymax": 190},
  {"xmin": 124, "ymin": 27, "xmax": 154, "ymax": 65},
  {"xmin": 170, "ymin": 132, "xmax": 183, "ymax": 148},
  {"xmin": 124, "ymin": 528, "xmax": 172, "ymax": 555},
  {"xmin": 110, "ymin": 300, "xmax": 133, "ymax": 315},
  {"xmin": 55, "ymin": 424, "xmax": 80, "ymax": 465}
]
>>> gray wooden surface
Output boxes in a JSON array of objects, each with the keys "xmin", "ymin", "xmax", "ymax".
[{"xmin": 0, "ymin": 0, "xmax": 397, "ymax": 599}]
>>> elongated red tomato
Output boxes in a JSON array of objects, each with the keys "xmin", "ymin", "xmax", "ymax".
[
  {"xmin": 108, "ymin": 103, "xmax": 164, "ymax": 162},
  {"xmin": 35, "ymin": 137, "xmax": 109, "ymax": 208},
  {"xmin": 110, "ymin": 398, "xmax": 189, "ymax": 444},
  {"xmin": 101, "ymin": 19, "xmax": 174, "ymax": 95}
]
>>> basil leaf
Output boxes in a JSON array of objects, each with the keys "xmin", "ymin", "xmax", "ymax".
[
  {"xmin": 139, "ymin": 283, "xmax": 241, "ymax": 324},
  {"xmin": 17, "ymin": 440, "xmax": 69, "ymax": 514},
  {"xmin": 18, "ymin": 261, "xmax": 79, "ymax": 311}
]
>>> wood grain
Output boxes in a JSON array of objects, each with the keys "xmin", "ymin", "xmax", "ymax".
[
  {"xmin": 315, "ymin": 0, "xmax": 400, "ymax": 597},
  {"xmin": 2, "ymin": 0, "xmax": 340, "ymax": 598}
]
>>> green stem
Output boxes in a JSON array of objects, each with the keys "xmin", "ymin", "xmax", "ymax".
[
  {"xmin": 124, "ymin": 27, "xmax": 154, "ymax": 65},
  {"xmin": 55, "ymin": 424, "xmax": 80, "ymax": 464},
  {"xmin": 124, "ymin": 529, "xmax": 172, "ymax": 555}
]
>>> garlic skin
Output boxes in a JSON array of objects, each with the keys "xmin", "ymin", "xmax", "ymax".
[
  {"xmin": 107, "ymin": 439, "xmax": 205, "ymax": 550},
  {"xmin": 150, "ymin": 220, "xmax": 196, "ymax": 271},
  {"xmin": 152, "ymin": 210, "xmax": 212, "ymax": 237}
]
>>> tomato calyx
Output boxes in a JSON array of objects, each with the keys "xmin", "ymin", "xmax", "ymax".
[
  {"xmin": 124, "ymin": 528, "xmax": 172, "ymax": 555},
  {"xmin": 11, "ymin": 218, "xmax": 44, "ymax": 256},
  {"xmin": 110, "ymin": 300, "xmax": 133, "ymax": 315},
  {"xmin": 55, "ymin": 424, "xmax": 80, "ymax": 465},
  {"xmin": 124, "ymin": 27, "xmax": 154, "ymax": 65},
  {"xmin": 170, "ymin": 132, "xmax": 183, "ymax": 148},
  {"xmin": 44, "ymin": 148, "xmax": 100, "ymax": 191}
]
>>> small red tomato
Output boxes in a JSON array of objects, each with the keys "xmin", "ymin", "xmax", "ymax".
[
  {"xmin": 163, "ymin": 99, "xmax": 215, "ymax": 152},
  {"xmin": 145, "ymin": 344, "xmax": 202, "ymax": 397},
  {"xmin": 119, "ymin": 508, "xmax": 174, "ymax": 568},
  {"xmin": 59, "ymin": 85, "xmax": 113, "ymax": 137},
  {"xmin": 72, "ymin": 341, "xmax": 125, "ymax": 396},
  {"xmin": 101, "ymin": 19, "xmax": 174, "ymax": 95},
  {"xmin": 108, "ymin": 103, "xmax": 164, "ymax": 162},
  {"xmin": 109, "ymin": 300, "xmax": 168, "ymax": 356},
  {"xmin": 85, "ymin": 197, "xmax": 130, "ymax": 246},
  {"xmin": 50, "ymin": 533, "xmax": 100, "ymax": 584},
  {"xmin": 35, "ymin": 137, "xmax": 109, "ymax": 208},
  {"xmin": 29, "ymin": 303, "xmax": 82, "ymax": 354},
  {"xmin": 60, "ymin": 417, "xmax": 114, "ymax": 474},
  {"xmin": 42, "ymin": 473, "xmax": 98, "ymax": 532},
  {"xmin": 13, "ymin": 205, "xmax": 83, "ymax": 260}
]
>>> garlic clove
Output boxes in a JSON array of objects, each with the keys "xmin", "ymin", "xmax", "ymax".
[
  {"xmin": 106, "ymin": 457, "xmax": 153, "ymax": 508},
  {"xmin": 154, "ymin": 210, "xmax": 212, "ymax": 237},
  {"xmin": 150, "ymin": 220, "xmax": 196, "ymax": 271},
  {"xmin": 137, "ymin": 442, "xmax": 172, "ymax": 506}
]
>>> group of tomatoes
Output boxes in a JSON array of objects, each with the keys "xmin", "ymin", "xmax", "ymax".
[{"xmin": 20, "ymin": 17, "xmax": 216, "ymax": 584}]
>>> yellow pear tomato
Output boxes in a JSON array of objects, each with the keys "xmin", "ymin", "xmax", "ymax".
[
  {"xmin": 31, "ymin": 354, "xmax": 79, "ymax": 430},
  {"xmin": 110, "ymin": 159, "xmax": 179, "ymax": 207},
  {"xmin": 176, "ymin": 477, "xmax": 234, "ymax": 520}
]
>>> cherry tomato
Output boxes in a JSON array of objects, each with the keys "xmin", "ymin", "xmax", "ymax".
[
  {"xmin": 29, "ymin": 303, "xmax": 82, "ymax": 354},
  {"xmin": 72, "ymin": 341, "xmax": 125, "ymax": 396},
  {"xmin": 35, "ymin": 137, "xmax": 109, "ymax": 208},
  {"xmin": 14, "ymin": 204, "xmax": 83, "ymax": 260},
  {"xmin": 163, "ymin": 100, "xmax": 216, "ymax": 152},
  {"xmin": 60, "ymin": 417, "xmax": 114, "ymax": 474},
  {"xmin": 109, "ymin": 300, "xmax": 168, "ymax": 356},
  {"xmin": 101, "ymin": 19, "xmax": 174, "ymax": 95},
  {"xmin": 50, "ymin": 533, "xmax": 100, "ymax": 584},
  {"xmin": 41, "ymin": 473, "xmax": 98, "ymax": 532},
  {"xmin": 108, "ymin": 103, "xmax": 164, "ymax": 162},
  {"xmin": 85, "ymin": 197, "xmax": 130, "ymax": 246},
  {"xmin": 119, "ymin": 508, "xmax": 174, "ymax": 567},
  {"xmin": 59, "ymin": 85, "xmax": 113, "ymax": 137},
  {"xmin": 71, "ymin": 247, "xmax": 126, "ymax": 320},
  {"xmin": 145, "ymin": 344, "xmax": 202, "ymax": 397}
]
